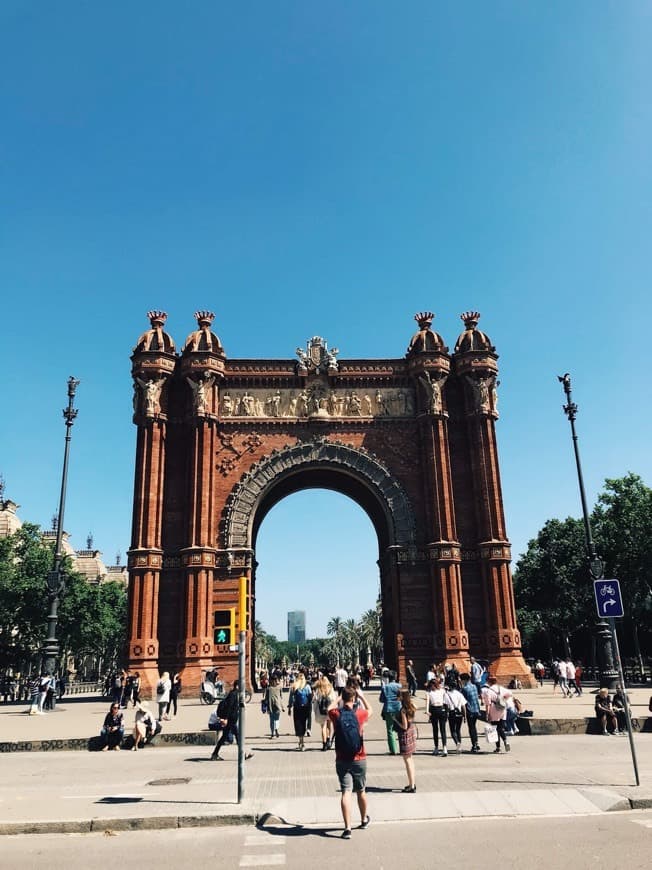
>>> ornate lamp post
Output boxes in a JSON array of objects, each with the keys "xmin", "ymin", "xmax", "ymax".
[
  {"xmin": 558, "ymin": 374, "xmax": 617, "ymax": 688},
  {"xmin": 42, "ymin": 377, "xmax": 80, "ymax": 679}
]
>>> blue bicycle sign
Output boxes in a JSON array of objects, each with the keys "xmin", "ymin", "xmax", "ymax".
[{"xmin": 593, "ymin": 578, "xmax": 624, "ymax": 618}]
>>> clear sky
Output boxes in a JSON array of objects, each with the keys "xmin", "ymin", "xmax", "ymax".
[{"xmin": 1, "ymin": 2, "xmax": 650, "ymax": 640}]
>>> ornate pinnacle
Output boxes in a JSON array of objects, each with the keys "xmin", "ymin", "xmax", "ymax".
[
  {"xmin": 414, "ymin": 311, "xmax": 434, "ymax": 330},
  {"xmin": 194, "ymin": 310, "xmax": 215, "ymax": 327},
  {"xmin": 147, "ymin": 310, "xmax": 167, "ymax": 328},
  {"xmin": 460, "ymin": 311, "xmax": 481, "ymax": 329}
]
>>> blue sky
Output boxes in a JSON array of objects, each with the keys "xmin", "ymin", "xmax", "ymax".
[{"xmin": 1, "ymin": 3, "xmax": 650, "ymax": 640}]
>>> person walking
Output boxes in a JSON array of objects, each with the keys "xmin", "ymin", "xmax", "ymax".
[
  {"xmin": 211, "ymin": 680, "xmax": 253, "ymax": 760},
  {"xmin": 482, "ymin": 675, "xmax": 512, "ymax": 753},
  {"xmin": 288, "ymin": 670, "xmax": 312, "ymax": 750},
  {"xmin": 166, "ymin": 672, "xmax": 182, "ymax": 719},
  {"xmin": 459, "ymin": 673, "xmax": 481, "ymax": 753},
  {"xmin": 393, "ymin": 690, "xmax": 417, "ymax": 792},
  {"xmin": 313, "ymin": 674, "xmax": 337, "ymax": 749},
  {"xmin": 406, "ymin": 660, "xmax": 418, "ymax": 697},
  {"xmin": 427, "ymin": 677, "xmax": 450, "ymax": 756},
  {"xmin": 379, "ymin": 670, "xmax": 402, "ymax": 755},
  {"xmin": 470, "ymin": 657, "xmax": 485, "ymax": 694},
  {"xmin": 328, "ymin": 685, "xmax": 372, "ymax": 839},
  {"xmin": 445, "ymin": 682, "xmax": 467, "ymax": 752},
  {"xmin": 156, "ymin": 671, "xmax": 171, "ymax": 721},
  {"xmin": 263, "ymin": 675, "xmax": 285, "ymax": 737}
]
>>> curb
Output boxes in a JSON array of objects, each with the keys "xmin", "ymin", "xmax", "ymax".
[{"xmin": 0, "ymin": 813, "xmax": 257, "ymax": 836}]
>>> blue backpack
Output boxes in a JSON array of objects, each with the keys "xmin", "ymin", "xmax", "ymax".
[{"xmin": 335, "ymin": 708, "xmax": 362, "ymax": 760}]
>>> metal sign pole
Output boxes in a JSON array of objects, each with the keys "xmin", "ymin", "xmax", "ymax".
[
  {"xmin": 608, "ymin": 618, "xmax": 640, "ymax": 787},
  {"xmin": 237, "ymin": 629, "xmax": 246, "ymax": 803}
]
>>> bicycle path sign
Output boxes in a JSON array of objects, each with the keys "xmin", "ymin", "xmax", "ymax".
[{"xmin": 593, "ymin": 578, "xmax": 624, "ymax": 619}]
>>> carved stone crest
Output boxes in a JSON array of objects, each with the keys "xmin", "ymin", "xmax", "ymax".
[{"xmin": 296, "ymin": 336, "xmax": 339, "ymax": 374}]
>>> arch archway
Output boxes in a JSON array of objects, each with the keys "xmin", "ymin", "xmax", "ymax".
[{"xmin": 223, "ymin": 439, "xmax": 417, "ymax": 670}]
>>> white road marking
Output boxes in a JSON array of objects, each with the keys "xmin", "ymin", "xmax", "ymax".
[
  {"xmin": 239, "ymin": 857, "xmax": 285, "ymax": 867},
  {"xmin": 244, "ymin": 835, "xmax": 286, "ymax": 847},
  {"xmin": 631, "ymin": 819, "xmax": 652, "ymax": 828}
]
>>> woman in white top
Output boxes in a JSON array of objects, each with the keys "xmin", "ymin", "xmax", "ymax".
[
  {"xmin": 445, "ymin": 686, "xmax": 467, "ymax": 751},
  {"xmin": 427, "ymin": 678, "xmax": 452, "ymax": 756},
  {"xmin": 312, "ymin": 675, "xmax": 337, "ymax": 750},
  {"xmin": 156, "ymin": 671, "xmax": 171, "ymax": 721}
]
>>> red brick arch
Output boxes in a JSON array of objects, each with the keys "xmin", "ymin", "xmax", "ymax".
[{"xmin": 126, "ymin": 313, "xmax": 532, "ymax": 694}]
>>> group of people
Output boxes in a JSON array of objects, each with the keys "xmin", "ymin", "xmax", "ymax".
[{"xmin": 99, "ymin": 699, "xmax": 163, "ymax": 751}]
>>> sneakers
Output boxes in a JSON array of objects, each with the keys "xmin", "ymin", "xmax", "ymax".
[
  {"xmin": 402, "ymin": 785, "xmax": 417, "ymax": 793},
  {"xmin": 505, "ymin": 743, "xmax": 511, "ymax": 752},
  {"xmin": 441, "ymin": 748, "xmax": 448, "ymax": 757},
  {"xmin": 306, "ymin": 730, "xmax": 311, "ymax": 737},
  {"xmin": 342, "ymin": 829, "xmax": 352, "ymax": 839},
  {"xmin": 432, "ymin": 749, "xmax": 439, "ymax": 756},
  {"xmin": 359, "ymin": 815, "xmax": 371, "ymax": 829},
  {"xmin": 493, "ymin": 746, "xmax": 501, "ymax": 753}
]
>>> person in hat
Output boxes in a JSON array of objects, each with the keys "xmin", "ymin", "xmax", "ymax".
[{"xmin": 132, "ymin": 700, "xmax": 156, "ymax": 750}]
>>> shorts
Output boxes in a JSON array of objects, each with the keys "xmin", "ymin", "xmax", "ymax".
[{"xmin": 336, "ymin": 759, "xmax": 367, "ymax": 793}]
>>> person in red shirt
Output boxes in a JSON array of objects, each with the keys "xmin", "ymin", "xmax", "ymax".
[{"xmin": 328, "ymin": 686, "xmax": 373, "ymax": 839}]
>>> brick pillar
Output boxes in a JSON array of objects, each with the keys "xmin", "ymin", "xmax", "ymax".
[
  {"xmin": 178, "ymin": 313, "xmax": 226, "ymax": 692},
  {"xmin": 417, "ymin": 395, "xmax": 469, "ymax": 670},
  {"xmin": 127, "ymin": 418, "xmax": 167, "ymax": 696},
  {"xmin": 178, "ymin": 417, "xmax": 218, "ymax": 689},
  {"xmin": 127, "ymin": 310, "xmax": 176, "ymax": 697},
  {"xmin": 452, "ymin": 310, "xmax": 532, "ymax": 685}
]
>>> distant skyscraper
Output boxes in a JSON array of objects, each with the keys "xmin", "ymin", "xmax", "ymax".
[{"xmin": 287, "ymin": 610, "xmax": 306, "ymax": 643}]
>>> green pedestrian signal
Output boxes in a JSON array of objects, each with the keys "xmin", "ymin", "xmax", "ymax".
[{"xmin": 214, "ymin": 608, "xmax": 235, "ymax": 646}]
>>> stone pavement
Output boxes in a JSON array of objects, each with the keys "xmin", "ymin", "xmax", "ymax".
[{"xmin": 0, "ymin": 684, "xmax": 650, "ymax": 834}]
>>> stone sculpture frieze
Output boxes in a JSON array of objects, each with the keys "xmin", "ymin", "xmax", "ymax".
[{"xmin": 218, "ymin": 386, "xmax": 415, "ymax": 419}]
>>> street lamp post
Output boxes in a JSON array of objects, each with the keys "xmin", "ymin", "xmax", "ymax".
[
  {"xmin": 42, "ymin": 376, "xmax": 80, "ymax": 680},
  {"xmin": 558, "ymin": 373, "xmax": 617, "ymax": 689}
]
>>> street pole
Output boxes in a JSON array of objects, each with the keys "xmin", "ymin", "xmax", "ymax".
[
  {"xmin": 557, "ymin": 374, "xmax": 617, "ymax": 689},
  {"xmin": 43, "ymin": 376, "xmax": 80, "ymax": 683},
  {"xmin": 609, "ymin": 617, "xmax": 640, "ymax": 786},
  {"xmin": 237, "ymin": 575, "xmax": 247, "ymax": 804}
]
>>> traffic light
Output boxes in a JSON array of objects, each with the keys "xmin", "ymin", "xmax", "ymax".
[{"xmin": 214, "ymin": 608, "xmax": 235, "ymax": 645}]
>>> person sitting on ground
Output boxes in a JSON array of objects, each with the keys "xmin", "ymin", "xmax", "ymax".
[
  {"xmin": 595, "ymin": 688, "xmax": 619, "ymax": 735},
  {"xmin": 612, "ymin": 685, "xmax": 631, "ymax": 733},
  {"xmin": 132, "ymin": 700, "xmax": 157, "ymax": 750},
  {"xmin": 100, "ymin": 702, "xmax": 124, "ymax": 751}
]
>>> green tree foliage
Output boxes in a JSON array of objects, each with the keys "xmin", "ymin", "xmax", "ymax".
[
  {"xmin": 0, "ymin": 523, "xmax": 127, "ymax": 671},
  {"xmin": 592, "ymin": 474, "xmax": 652, "ymax": 665},
  {"xmin": 514, "ymin": 474, "xmax": 652, "ymax": 661},
  {"xmin": 513, "ymin": 517, "xmax": 592, "ymax": 659}
]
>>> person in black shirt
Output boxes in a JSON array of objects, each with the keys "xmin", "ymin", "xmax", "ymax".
[{"xmin": 100, "ymin": 703, "xmax": 124, "ymax": 750}]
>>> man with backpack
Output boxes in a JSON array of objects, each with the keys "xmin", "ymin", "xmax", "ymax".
[{"xmin": 328, "ymin": 686, "xmax": 373, "ymax": 839}]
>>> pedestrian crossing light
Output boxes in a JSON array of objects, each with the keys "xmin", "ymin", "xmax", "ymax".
[{"xmin": 214, "ymin": 609, "xmax": 235, "ymax": 645}]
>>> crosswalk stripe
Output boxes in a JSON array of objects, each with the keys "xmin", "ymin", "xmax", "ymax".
[{"xmin": 239, "ymin": 856, "xmax": 285, "ymax": 867}]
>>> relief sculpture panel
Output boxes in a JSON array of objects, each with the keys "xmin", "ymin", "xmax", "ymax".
[{"xmin": 218, "ymin": 386, "xmax": 415, "ymax": 419}]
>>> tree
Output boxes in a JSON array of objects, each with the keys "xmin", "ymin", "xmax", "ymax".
[
  {"xmin": 513, "ymin": 517, "xmax": 593, "ymax": 660},
  {"xmin": 592, "ymin": 473, "xmax": 652, "ymax": 669},
  {"xmin": 0, "ymin": 523, "xmax": 127, "ymax": 674},
  {"xmin": 514, "ymin": 473, "xmax": 652, "ymax": 665}
]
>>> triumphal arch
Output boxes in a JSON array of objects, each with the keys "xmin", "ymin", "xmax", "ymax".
[{"xmin": 127, "ymin": 309, "xmax": 531, "ymax": 694}]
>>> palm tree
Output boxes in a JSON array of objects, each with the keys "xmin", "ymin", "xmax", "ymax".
[
  {"xmin": 327, "ymin": 616, "xmax": 343, "ymax": 666},
  {"xmin": 358, "ymin": 607, "xmax": 382, "ymax": 665},
  {"xmin": 342, "ymin": 618, "xmax": 359, "ymax": 667}
]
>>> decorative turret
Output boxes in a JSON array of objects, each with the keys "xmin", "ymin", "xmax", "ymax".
[
  {"xmin": 406, "ymin": 312, "xmax": 450, "ymax": 416},
  {"xmin": 133, "ymin": 310, "xmax": 176, "ymax": 354},
  {"xmin": 131, "ymin": 311, "xmax": 177, "ymax": 421},
  {"xmin": 407, "ymin": 311, "xmax": 447, "ymax": 355},
  {"xmin": 452, "ymin": 311, "xmax": 499, "ymax": 418},
  {"xmin": 182, "ymin": 311, "xmax": 226, "ymax": 356},
  {"xmin": 180, "ymin": 311, "xmax": 226, "ymax": 417},
  {"xmin": 454, "ymin": 311, "xmax": 495, "ymax": 354}
]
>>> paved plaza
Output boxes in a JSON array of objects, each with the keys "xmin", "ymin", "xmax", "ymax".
[{"xmin": 0, "ymin": 684, "xmax": 650, "ymax": 834}]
